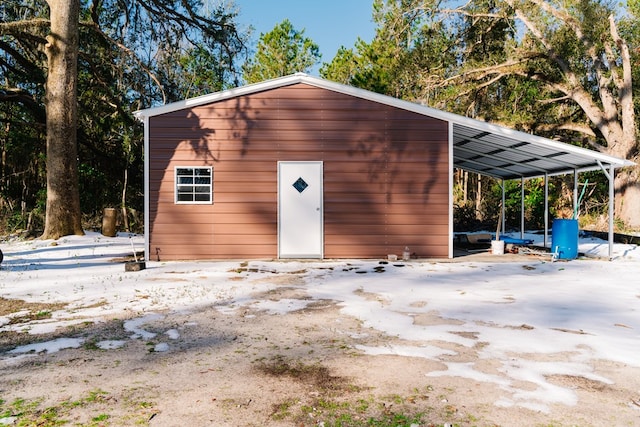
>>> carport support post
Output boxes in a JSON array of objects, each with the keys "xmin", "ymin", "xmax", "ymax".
[
  {"xmin": 520, "ymin": 177, "xmax": 525, "ymax": 239},
  {"xmin": 573, "ymin": 171, "xmax": 579, "ymax": 215},
  {"xmin": 608, "ymin": 163, "xmax": 614, "ymax": 259},
  {"xmin": 597, "ymin": 161, "xmax": 615, "ymax": 259},
  {"xmin": 544, "ymin": 173, "xmax": 549, "ymax": 248},
  {"xmin": 501, "ymin": 180, "xmax": 506, "ymax": 237}
]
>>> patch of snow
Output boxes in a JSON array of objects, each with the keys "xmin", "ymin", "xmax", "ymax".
[
  {"xmin": 124, "ymin": 314, "xmax": 161, "ymax": 340},
  {"xmin": 8, "ymin": 337, "xmax": 84, "ymax": 354},
  {"xmin": 357, "ymin": 344, "xmax": 456, "ymax": 359},
  {"xmin": 97, "ymin": 340, "xmax": 126, "ymax": 350},
  {"xmin": 1, "ymin": 230, "xmax": 639, "ymax": 413},
  {"xmin": 249, "ymin": 298, "xmax": 310, "ymax": 314},
  {"xmin": 154, "ymin": 342, "xmax": 170, "ymax": 352},
  {"xmin": 165, "ymin": 329, "xmax": 180, "ymax": 339}
]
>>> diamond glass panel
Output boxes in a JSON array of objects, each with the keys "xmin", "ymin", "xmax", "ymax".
[{"xmin": 293, "ymin": 177, "xmax": 308, "ymax": 193}]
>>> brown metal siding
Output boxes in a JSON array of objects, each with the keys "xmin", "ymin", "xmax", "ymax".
[{"xmin": 148, "ymin": 83, "xmax": 449, "ymax": 260}]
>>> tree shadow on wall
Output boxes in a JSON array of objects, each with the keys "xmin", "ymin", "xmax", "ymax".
[
  {"xmin": 147, "ymin": 109, "xmax": 218, "ymax": 239},
  {"xmin": 147, "ymin": 84, "xmax": 448, "ymax": 259},
  {"xmin": 147, "ymin": 95, "xmax": 261, "ymax": 259}
]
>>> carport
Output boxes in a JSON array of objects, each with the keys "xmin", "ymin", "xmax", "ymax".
[
  {"xmin": 448, "ymin": 117, "xmax": 635, "ymax": 258},
  {"xmin": 302, "ymin": 74, "xmax": 635, "ymax": 259}
]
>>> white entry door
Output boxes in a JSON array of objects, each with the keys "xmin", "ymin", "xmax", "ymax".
[{"xmin": 278, "ymin": 161, "xmax": 323, "ymax": 258}]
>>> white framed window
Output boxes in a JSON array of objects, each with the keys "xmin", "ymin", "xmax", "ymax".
[{"xmin": 175, "ymin": 166, "xmax": 213, "ymax": 204}]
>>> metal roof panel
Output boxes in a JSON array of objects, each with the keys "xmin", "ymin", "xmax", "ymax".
[{"xmin": 136, "ymin": 74, "xmax": 634, "ymax": 179}]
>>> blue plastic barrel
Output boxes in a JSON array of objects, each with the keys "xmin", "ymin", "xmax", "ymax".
[{"xmin": 552, "ymin": 219, "xmax": 579, "ymax": 259}]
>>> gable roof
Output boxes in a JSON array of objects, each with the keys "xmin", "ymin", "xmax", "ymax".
[{"xmin": 135, "ymin": 73, "xmax": 634, "ymax": 180}]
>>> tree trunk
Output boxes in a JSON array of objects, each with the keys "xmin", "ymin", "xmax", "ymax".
[
  {"xmin": 462, "ymin": 170, "xmax": 468, "ymax": 204},
  {"xmin": 42, "ymin": 0, "xmax": 84, "ymax": 239},
  {"xmin": 615, "ymin": 167, "xmax": 640, "ymax": 228},
  {"xmin": 121, "ymin": 168, "xmax": 130, "ymax": 232}
]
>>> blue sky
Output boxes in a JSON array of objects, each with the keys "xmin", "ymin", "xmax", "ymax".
[{"xmin": 233, "ymin": 0, "xmax": 376, "ymax": 74}]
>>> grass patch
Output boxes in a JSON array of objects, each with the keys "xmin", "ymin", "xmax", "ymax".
[
  {"xmin": 295, "ymin": 395, "xmax": 426, "ymax": 427},
  {"xmin": 0, "ymin": 391, "xmax": 108, "ymax": 426},
  {"xmin": 256, "ymin": 355, "xmax": 438, "ymax": 426},
  {"xmin": 270, "ymin": 398, "xmax": 297, "ymax": 420},
  {"xmin": 0, "ymin": 298, "xmax": 67, "ymax": 323},
  {"xmin": 0, "ymin": 389, "xmax": 155, "ymax": 426}
]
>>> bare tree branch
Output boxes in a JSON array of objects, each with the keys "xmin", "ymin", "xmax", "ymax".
[
  {"xmin": 0, "ymin": 18, "xmax": 50, "ymax": 34},
  {"xmin": 80, "ymin": 20, "xmax": 167, "ymax": 104},
  {"xmin": 536, "ymin": 122, "xmax": 596, "ymax": 138}
]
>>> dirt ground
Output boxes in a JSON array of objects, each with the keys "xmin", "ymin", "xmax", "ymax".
[{"xmin": 1, "ymin": 274, "xmax": 640, "ymax": 427}]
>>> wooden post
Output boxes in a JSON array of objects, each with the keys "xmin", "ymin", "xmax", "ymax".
[{"xmin": 102, "ymin": 208, "xmax": 117, "ymax": 237}]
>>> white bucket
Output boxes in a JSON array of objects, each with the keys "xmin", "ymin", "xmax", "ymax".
[{"xmin": 491, "ymin": 240, "xmax": 505, "ymax": 255}]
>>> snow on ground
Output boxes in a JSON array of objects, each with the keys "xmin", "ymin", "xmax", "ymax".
[{"xmin": 1, "ymin": 231, "xmax": 639, "ymax": 413}]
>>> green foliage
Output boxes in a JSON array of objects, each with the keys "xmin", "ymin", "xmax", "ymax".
[
  {"xmin": 453, "ymin": 173, "xmax": 584, "ymax": 232},
  {"xmin": 320, "ymin": 46, "xmax": 361, "ymax": 84},
  {"xmin": 487, "ymin": 179, "xmax": 549, "ymax": 230},
  {"xmin": 0, "ymin": 390, "xmax": 153, "ymax": 426},
  {"xmin": 524, "ymin": 178, "xmax": 548, "ymax": 226},
  {"xmin": 323, "ymin": 0, "xmax": 638, "ymax": 230},
  {"xmin": 0, "ymin": 0, "xmax": 248, "ymax": 234},
  {"xmin": 321, "ymin": 0, "xmax": 456, "ymax": 101},
  {"xmin": 177, "ymin": 45, "xmax": 233, "ymax": 97},
  {"xmin": 454, "ymin": 201, "xmax": 488, "ymax": 232},
  {"xmin": 243, "ymin": 19, "xmax": 321, "ymax": 84}
]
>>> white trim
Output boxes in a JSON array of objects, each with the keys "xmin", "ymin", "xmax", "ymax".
[
  {"xmin": 544, "ymin": 173, "xmax": 549, "ymax": 249},
  {"xmin": 608, "ymin": 164, "xmax": 615, "ymax": 259},
  {"xmin": 135, "ymin": 74, "xmax": 312, "ymax": 119},
  {"xmin": 174, "ymin": 166, "xmax": 213, "ymax": 204},
  {"xmin": 448, "ymin": 121, "xmax": 454, "ymax": 259},
  {"xmin": 520, "ymin": 177, "xmax": 525, "ymax": 238},
  {"xmin": 143, "ymin": 115, "xmax": 150, "ymax": 261}
]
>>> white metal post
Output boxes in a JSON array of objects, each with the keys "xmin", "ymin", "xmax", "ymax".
[
  {"xmin": 544, "ymin": 173, "xmax": 549, "ymax": 248},
  {"xmin": 573, "ymin": 171, "xmax": 579, "ymax": 216},
  {"xmin": 501, "ymin": 180, "xmax": 506, "ymax": 236},
  {"xmin": 143, "ymin": 116, "xmax": 150, "ymax": 261},
  {"xmin": 521, "ymin": 177, "xmax": 525, "ymax": 239},
  {"xmin": 597, "ymin": 160, "xmax": 615, "ymax": 259},
  {"xmin": 448, "ymin": 122, "xmax": 454, "ymax": 259},
  {"xmin": 609, "ymin": 164, "xmax": 614, "ymax": 259}
]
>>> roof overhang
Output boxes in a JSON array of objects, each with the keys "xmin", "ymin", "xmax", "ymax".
[
  {"xmin": 135, "ymin": 73, "xmax": 635, "ymax": 179},
  {"xmin": 450, "ymin": 122, "xmax": 635, "ymax": 180}
]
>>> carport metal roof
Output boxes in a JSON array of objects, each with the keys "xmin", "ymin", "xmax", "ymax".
[
  {"xmin": 136, "ymin": 73, "xmax": 635, "ymax": 258},
  {"xmin": 451, "ymin": 121, "xmax": 634, "ymax": 180}
]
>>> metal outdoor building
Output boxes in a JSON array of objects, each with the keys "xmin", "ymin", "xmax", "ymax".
[{"xmin": 136, "ymin": 74, "xmax": 633, "ymax": 260}]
